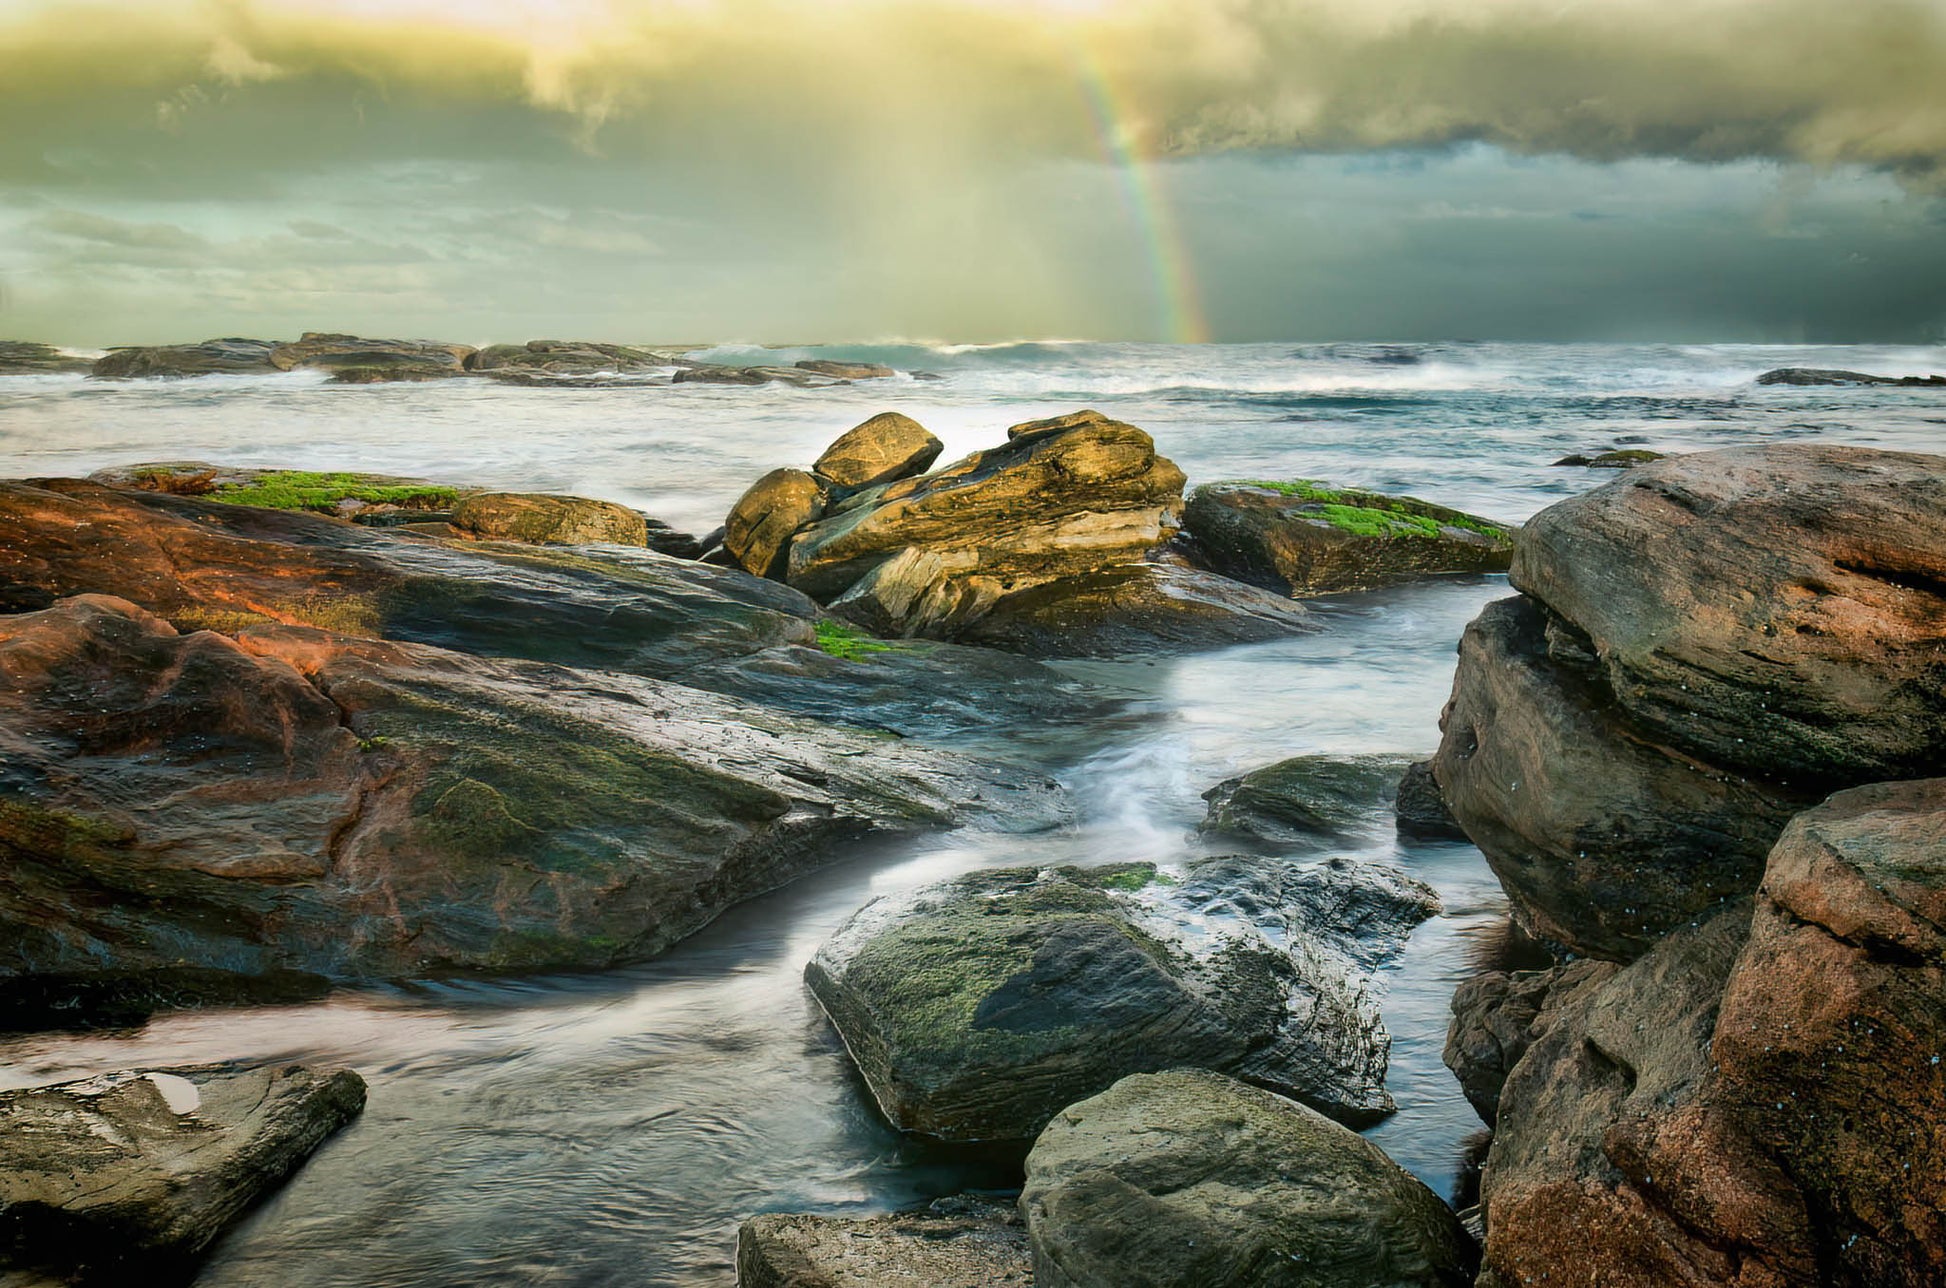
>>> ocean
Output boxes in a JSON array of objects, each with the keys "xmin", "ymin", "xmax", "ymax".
[{"xmin": 1, "ymin": 340, "xmax": 1941, "ymax": 1285}]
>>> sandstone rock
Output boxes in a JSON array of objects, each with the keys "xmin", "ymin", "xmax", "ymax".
[
  {"xmin": 1183, "ymin": 481, "xmax": 1514, "ymax": 597},
  {"xmin": 724, "ymin": 468, "xmax": 828, "ymax": 578},
  {"xmin": 0, "ymin": 341, "xmax": 91, "ymax": 375},
  {"xmin": 954, "ymin": 564, "xmax": 1317, "ymax": 658},
  {"xmin": 327, "ymin": 364, "xmax": 462, "ymax": 383},
  {"xmin": 267, "ymin": 332, "xmax": 475, "ymax": 373},
  {"xmin": 91, "ymin": 339, "xmax": 279, "ymax": 379},
  {"xmin": 1022, "ymin": 1068, "xmax": 1477, "ymax": 1288},
  {"xmin": 1480, "ymin": 781, "xmax": 1946, "ymax": 1286},
  {"xmin": 448, "ymin": 492, "xmax": 650, "ymax": 547},
  {"xmin": 811, "ymin": 412, "xmax": 943, "ymax": 489},
  {"xmin": 1756, "ymin": 367, "xmax": 1946, "ymax": 387},
  {"xmin": 1434, "ymin": 596, "xmax": 1800, "ymax": 959},
  {"xmin": 0, "ymin": 596, "xmax": 1052, "ymax": 1020},
  {"xmin": 794, "ymin": 359, "xmax": 897, "ymax": 380},
  {"xmin": 1480, "ymin": 906, "xmax": 1750, "ymax": 1288},
  {"xmin": 0, "ymin": 1064, "xmax": 365, "ymax": 1282},
  {"xmin": 1394, "ymin": 759, "xmax": 1467, "ymax": 840},
  {"xmin": 0, "ymin": 478, "xmax": 816, "ymax": 680},
  {"xmin": 1201, "ymin": 753, "xmax": 1415, "ymax": 847},
  {"xmin": 786, "ymin": 411, "xmax": 1185, "ymax": 602},
  {"xmin": 736, "ymin": 1196, "xmax": 1030, "ymax": 1288},
  {"xmin": 1442, "ymin": 959, "xmax": 1618, "ymax": 1127},
  {"xmin": 806, "ymin": 855, "xmax": 1439, "ymax": 1141},
  {"xmin": 1510, "ymin": 444, "xmax": 1946, "ymax": 787},
  {"xmin": 1550, "ymin": 449, "xmax": 1664, "ymax": 468}
]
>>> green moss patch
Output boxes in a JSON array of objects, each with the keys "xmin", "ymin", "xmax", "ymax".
[
  {"xmin": 815, "ymin": 619, "xmax": 894, "ymax": 660},
  {"xmin": 1239, "ymin": 478, "xmax": 1508, "ymax": 542},
  {"xmin": 210, "ymin": 471, "xmax": 460, "ymax": 513}
]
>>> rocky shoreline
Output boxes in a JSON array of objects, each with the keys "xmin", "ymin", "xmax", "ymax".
[{"xmin": 0, "ymin": 405, "xmax": 1940, "ymax": 1286}]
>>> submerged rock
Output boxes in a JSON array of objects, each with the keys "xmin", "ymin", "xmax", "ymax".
[
  {"xmin": 448, "ymin": 491, "xmax": 651, "ymax": 547},
  {"xmin": 1183, "ymin": 480, "xmax": 1514, "ymax": 597},
  {"xmin": 1550, "ymin": 449, "xmax": 1664, "ymax": 468},
  {"xmin": 806, "ymin": 855, "xmax": 1439, "ymax": 1141},
  {"xmin": 0, "ymin": 341, "xmax": 91, "ymax": 375},
  {"xmin": 786, "ymin": 409, "xmax": 1186, "ymax": 604},
  {"xmin": 673, "ymin": 364, "xmax": 843, "ymax": 387},
  {"xmin": 0, "ymin": 596, "xmax": 1051, "ymax": 1019},
  {"xmin": 1200, "ymin": 753, "xmax": 1415, "ymax": 847},
  {"xmin": 0, "ymin": 1064, "xmax": 365, "ymax": 1283},
  {"xmin": 1022, "ymin": 1068, "xmax": 1477, "ymax": 1288},
  {"xmin": 91, "ymin": 339, "xmax": 279, "ymax": 379},
  {"xmin": 736, "ymin": 1196, "xmax": 1030, "ymax": 1288},
  {"xmin": 811, "ymin": 411, "xmax": 942, "ymax": 489},
  {"xmin": 1756, "ymin": 367, "xmax": 1946, "ymax": 387},
  {"xmin": 1394, "ymin": 759, "xmax": 1467, "ymax": 840}
]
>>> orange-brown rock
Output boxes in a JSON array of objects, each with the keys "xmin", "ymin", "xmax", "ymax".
[
  {"xmin": 0, "ymin": 595, "xmax": 1045, "ymax": 1024},
  {"xmin": 722, "ymin": 468, "xmax": 827, "ymax": 578},
  {"xmin": 1478, "ymin": 780, "xmax": 1946, "ymax": 1287},
  {"xmin": 811, "ymin": 411, "xmax": 942, "ymax": 489}
]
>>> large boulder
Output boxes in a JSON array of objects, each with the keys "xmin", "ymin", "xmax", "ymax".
[
  {"xmin": 811, "ymin": 412, "xmax": 942, "ymax": 489},
  {"xmin": 1183, "ymin": 480, "xmax": 1514, "ymax": 597},
  {"xmin": 673, "ymin": 364, "xmax": 843, "ymax": 387},
  {"xmin": 448, "ymin": 492, "xmax": 651, "ymax": 547},
  {"xmin": 805, "ymin": 855, "xmax": 1440, "ymax": 1141},
  {"xmin": 723, "ymin": 469, "xmax": 829, "ymax": 579},
  {"xmin": 786, "ymin": 410, "xmax": 1186, "ymax": 603},
  {"xmin": 91, "ymin": 339, "xmax": 279, "ymax": 379},
  {"xmin": 1022, "ymin": 1068, "xmax": 1477, "ymax": 1288},
  {"xmin": 1481, "ymin": 783, "xmax": 1946, "ymax": 1288},
  {"xmin": 267, "ymin": 332, "xmax": 475, "ymax": 375},
  {"xmin": 0, "ymin": 341, "xmax": 91, "ymax": 375},
  {"xmin": 0, "ymin": 1064, "xmax": 365, "ymax": 1283},
  {"xmin": 951, "ymin": 564, "xmax": 1316, "ymax": 658},
  {"xmin": 1510, "ymin": 445, "xmax": 1946, "ymax": 788},
  {"xmin": 1434, "ymin": 596, "xmax": 1801, "ymax": 959},
  {"xmin": 736, "ymin": 1197, "xmax": 1029, "ymax": 1288},
  {"xmin": 1394, "ymin": 759, "xmax": 1467, "ymax": 840},
  {"xmin": 0, "ymin": 596, "xmax": 1052, "ymax": 1021},
  {"xmin": 1200, "ymin": 753, "xmax": 1415, "ymax": 848}
]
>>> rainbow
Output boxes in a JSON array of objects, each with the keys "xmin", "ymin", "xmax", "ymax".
[{"xmin": 1068, "ymin": 40, "xmax": 1212, "ymax": 345}]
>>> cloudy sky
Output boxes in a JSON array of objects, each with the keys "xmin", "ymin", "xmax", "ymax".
[{"xmin": 2, "ymin": 0, "xmax": 1943, "ymax": 345}]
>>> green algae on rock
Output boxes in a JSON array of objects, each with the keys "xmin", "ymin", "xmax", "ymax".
[
  {"xmin": 1184, "ymin": 480, "xmax": 1514, "ymax": 596},
  {"xmin": 805, "ymin": 855, "xmax": 1440, "ymax": 1142}
]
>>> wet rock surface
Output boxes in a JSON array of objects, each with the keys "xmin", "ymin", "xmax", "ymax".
[
  {"xmin": 0, "ymin": 596, "xmax": 1054, "ymax": 1017},
  {"xmin": 0, "ymin": 1064, "xmax": 366, "ymax": 1285},
  {"xmin": 1394, "ymin": 759, "xmax": 1467, "ymax": 840},
  {"xmin": 806, "ymin": 855, "xmax": 1439, "ymax": 1141},
  {"xmin": 1442, "ymin": 959, "xmax": 1618, "ymax": 1127},
  {"xmin": 953, "ymin": 564, "xmax": 1316, "ymax": 658},
  {"xmin": 466, "ymin": 340, "xmax": 687, "ymax": 374},
  {"xmin": 1434, "ymin": 595, "xmax": 1801, "ymax": 959},
  {"xmin": 1200, "ymin": 753, "xmax": 1415, "ymax": 847},
  {"xmin": 736, "ymin": 1196, "xmax": 1030, "ymax": 1288},
  {"xmin": 1022, "ymin": 1068, "xmax": 1477, "ymax": 1288},
  {"xmin": 448, "ymin": 491, "xmax": 652, "ymax": 547},
  {"xmin": 91, "ymin": 339, "xmax": 279, "ymax": 379},
  {"xmin": 1183, "ymin": 481, "xmax": 1514, "ymax": 596},
  {"xmin": 267, "ymin": 332, "xmax": 475, "ymax": 375},
  {"xmin": 0, "ymin": 342, "xmax": 91, "ymax": 375},
  {"xmin": 1756, "ymin": 367, "xmax": 1946, "ymax": 387}
]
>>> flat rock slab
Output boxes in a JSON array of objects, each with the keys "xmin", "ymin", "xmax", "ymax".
[
  {"xmin": 807, "ymin": 855, "xmax": 1439, "ymax": 1141},
  {"xmin": 952, "ymin": 563, "xmax": 1316, "ymax": 658},
  {"xmin": 0, "ymin": 1064, "xmax": 365, "ymax": 1283},
  {"xmin": 1023, "ymin": 1068, "xmax": 1477, "ymax": 1288},
  {"xmin": 737, "ymin": 1197, "xmax": 1030, "ymax": 1288},
  {"xmin": 0, "ymin": 596, "xmax": 1057, "ymax": 1020}
]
